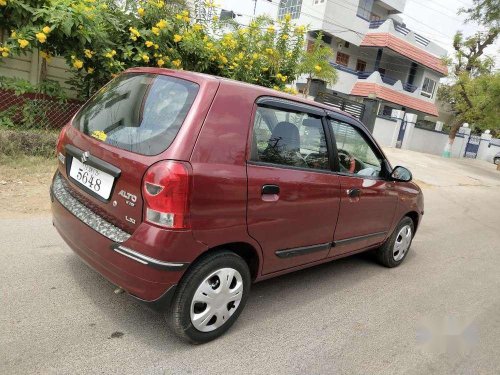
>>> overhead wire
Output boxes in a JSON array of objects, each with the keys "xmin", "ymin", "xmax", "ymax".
[{"xmin": 262, "ymin": 0, "xmax": 456, "ymax": 44}]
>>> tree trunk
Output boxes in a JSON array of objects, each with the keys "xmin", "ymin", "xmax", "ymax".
[
  {"xmin": 39, "ymin": 58, "xmax": 48, "ymax": 82},
  {"xmin": 303, "ymin": 75, "xmax": 312, "ymax": 98},
  {"xmin": 448, "ymin": 116, "xmax": 463, "ymax": 140},
  {"xmin": 443, "ymin": 116, "xmax": 463, "ymax": 158}
]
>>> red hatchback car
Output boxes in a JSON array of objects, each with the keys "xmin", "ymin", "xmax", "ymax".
[{"xmin": 51, "ymin": 68, "xmax": 423, "ymax": 343}]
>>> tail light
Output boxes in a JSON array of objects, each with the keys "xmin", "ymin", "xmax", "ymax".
[
  {"xmin": 56, "ymin": 125, "xmax": 69, "ymax": 153},
  {"xmin": 142, "ymin": 160, "xmax": 191, "ymax": 229}
]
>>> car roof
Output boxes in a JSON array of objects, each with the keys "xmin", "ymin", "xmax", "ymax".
[{"xmin": 124, "ymin": 67, "xmax": 358, "ymax": 122}]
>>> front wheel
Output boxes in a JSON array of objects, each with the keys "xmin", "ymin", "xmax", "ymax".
[
  {"xmin": 167, "ymin": 251, "xmax": 251, "ymax": 344},
  {"xmin": 376, "ymin": 217, "xmax": 414, "ymax": 268}
]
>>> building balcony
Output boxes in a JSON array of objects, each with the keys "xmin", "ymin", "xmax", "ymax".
[
  {"xmin": 350, "ymin": 71, "xmax": 439, "ymax": 116},
  {"xmin": 330, "ymin": 63, "xmax": 418, "ymax": 94},
  {"xmin": 295, "ymin": 66, "xmax": 438, "ymax": 116},
  {"xmin": 362, "ymin": 19, "xmax": 448, "ymax": 75}
]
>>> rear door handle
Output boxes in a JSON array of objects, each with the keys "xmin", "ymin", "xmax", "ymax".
[
  {"xmin": 347, "ymin": 188, "xmax": 361, "ymax": 198},
  {"xmin": 262, "ymin": 184, "xmax": 280, "ymax": 195}
]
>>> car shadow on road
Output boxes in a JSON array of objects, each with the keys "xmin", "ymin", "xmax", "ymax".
[{"xmin": 64, "ymin": 248, "xmax": 417, "ymax": 349}]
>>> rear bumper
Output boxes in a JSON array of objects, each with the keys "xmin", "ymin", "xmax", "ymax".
[{"xmin": 51, "ymin": 172, "xmax": 198, "ymax": 303}]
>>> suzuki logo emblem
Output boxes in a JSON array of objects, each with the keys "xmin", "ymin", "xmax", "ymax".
[{"xmin": 81, "ymin": 151, "xmax": 90, "ymax": 163}]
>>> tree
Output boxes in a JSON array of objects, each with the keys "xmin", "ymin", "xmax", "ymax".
[
  {"xmin": 298, "ymin": 34, "xmax": 337, "ymax": 98},
  {"xmin": 439, "ymin": 72, "xmax": 500, "ymax": 136},
  {"xmin": 438, "ymin": 0, "xmax": 499, "ymax": 154},
  {"xmin": 0, "ymin": 0, "xmax": 328, "ymax": 99}
]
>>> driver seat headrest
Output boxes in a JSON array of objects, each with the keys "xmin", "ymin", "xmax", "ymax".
[{"xmin": 268, "ymin": 121, "xmax": 300, "ymax": 152}]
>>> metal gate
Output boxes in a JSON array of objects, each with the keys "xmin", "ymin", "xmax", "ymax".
[
  {"xmin": 315, "ymin": 92, "xmax": 365, "ymax": 120},
  {"xmin": 464, "ymin": 135, "xmax": 481, "ymax": 158}
]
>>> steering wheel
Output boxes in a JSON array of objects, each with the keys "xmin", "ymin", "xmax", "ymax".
[
  {"xmin": 295, "ymin": 152, "xmax": 309, "ymax": 168},
  {"xmin": 337, "ymin": 149, "xmax": 356, "ymax": 173},
  {"xmin": 304, "ymin": 152, "xmax": 328, "ymax": 169}
]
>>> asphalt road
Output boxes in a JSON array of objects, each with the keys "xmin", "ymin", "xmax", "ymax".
[{"xmin": 2, "ymin": 150, "xmax": 500, "ymax": 374}]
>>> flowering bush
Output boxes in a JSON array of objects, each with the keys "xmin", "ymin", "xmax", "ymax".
[{"xmin": 0, "ymin": 0, "xmax": 335, "ymax": 98}]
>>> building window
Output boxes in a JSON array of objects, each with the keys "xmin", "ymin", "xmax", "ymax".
[
  {"xmin": 356, "ymin": 0, "xmax": 374, "ymax": 20},
  {"xmin": 356, "ymin": 59, "xmax": 366, "ymax": 72},
  {"xmin": 278, "ymin": 0, "xmax": 303, "ymax": 20},
  {"xmin": 336, "ymin": 52, "xmax": 350, "ymax": 67},
  {"xmin": 313, "ymin": 0, "xmax": 325, "ymax": 3},
  {"xmin": 421, "ymin": 77, "xmax": 437, "ymax": 98},
  {"xmin": 379, "ymin": 105, "xmax": 396, "ymax": 117}
]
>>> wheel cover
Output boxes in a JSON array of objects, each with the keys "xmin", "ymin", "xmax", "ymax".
[
  {"xmin": 393, "ymin": 225, "xmax": 412, "ymax": 261},
  {"xmin": 190, "ymin": 268, "xmax": 244, "ymax": 332}
]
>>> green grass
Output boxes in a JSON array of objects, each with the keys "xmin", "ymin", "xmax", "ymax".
[
  {"xmin": 0, "ymin": 128, "xmax": 59, "ymax": 159},
  {"xmin": 0, "ymin": 153, "xmax": 56, "ymax": 169}
]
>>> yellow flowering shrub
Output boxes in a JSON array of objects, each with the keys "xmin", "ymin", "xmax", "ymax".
[
  {"xmin": 18, "ymin": 39, "xmax": 29, "ymax": 48},
  {"xmin": 0, "ymin": 0, "xmax": 333, "ymax": 98},
  {"xmin": 35, "ymin": 33, "xmax": 47, "ymax": 43}
]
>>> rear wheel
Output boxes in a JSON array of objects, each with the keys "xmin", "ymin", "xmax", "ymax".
[
  {"xmin": 376, "ymin": 217, "xmax": 414, "ymax": 268},
  {"xmin": 167, "ymin": 251, "xmax": 251, "ymax": 344},
  {"xmin": 494, "ymin": 158, "xmax": 500, "ymax": 165}
]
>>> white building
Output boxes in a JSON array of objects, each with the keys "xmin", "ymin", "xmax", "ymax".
[{"xmin": 279, "ymin": 0, "xmax": 448, "ymax": 126}]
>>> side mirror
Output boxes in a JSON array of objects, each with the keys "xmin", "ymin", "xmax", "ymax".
[{"xmin": 391, "ymin": 166, "xmax": 412, "ymax": 182}]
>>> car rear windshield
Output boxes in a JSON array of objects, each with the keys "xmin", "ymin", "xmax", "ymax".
[{"xmin": 72, "ymin": 73, "xmax": 199, "ymax": 156}]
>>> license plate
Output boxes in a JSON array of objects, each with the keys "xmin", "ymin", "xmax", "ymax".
[{"xmin": 69, "ymin": 158, "xmax": 114, "ymax": 199}]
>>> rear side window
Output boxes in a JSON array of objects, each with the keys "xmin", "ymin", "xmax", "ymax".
[
  {"xmin": 251, "ymin": 106, "xmax": 329, "ymax": 170},
  {"xmin": 73, "ymin": 73, "xmax": 199, "ymax": 156}
]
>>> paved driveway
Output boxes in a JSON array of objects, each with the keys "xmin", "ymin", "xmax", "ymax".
[{"xmin": 1, "ymin": 149, "xmax": 500, "ymax": 374}]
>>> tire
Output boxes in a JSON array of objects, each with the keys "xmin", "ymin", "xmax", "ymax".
[
  {"xmin": 494, "ymin": 158, "xmax": 500, "ymax": 165},
  {"xmin": 167, "ymin": 250, "xmax": 251, "ymax": 344},
  {"xmin": 376, "ymin": 217, "xmax": 414, "ymax": 268}
]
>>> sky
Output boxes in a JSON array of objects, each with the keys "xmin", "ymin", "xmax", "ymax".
[{"xmin": 218, "ymin": 0, "xmax": 499, "ymax": 66}]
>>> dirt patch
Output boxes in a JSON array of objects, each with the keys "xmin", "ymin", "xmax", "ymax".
[{"xmin": 0, "ymin": 156, "xmax": 56, "ymax": 218}]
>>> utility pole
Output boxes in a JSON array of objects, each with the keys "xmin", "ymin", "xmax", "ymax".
[{"xmin": 253, "ymin": 0, "xmax": 273, "ymax": 17}]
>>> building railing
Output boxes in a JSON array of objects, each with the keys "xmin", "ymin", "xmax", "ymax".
[
  {"xmin": 329, "ymin": 63, "xmax": 420, "ymax": 94},
  {"xmin": 368, "ymin": 20, "xmax": 430, "ymax": 47},
  {"xmin": 403, "ymin": 82, "xmax": 418, "ymax": 93},
  {"xmin": 368, "ymin": 20, "xmax": 385, "ymax": 29},
  {"xmin": 358, "ymin": 71, "xmax": 397, "ymax": 85},
  {"xmin": 358, "ymin": 70, "xmax": 419, "ymax": 93},
  {"xmin": 330, "ymin": 62, "xmax": 360, "ymax": 75}
]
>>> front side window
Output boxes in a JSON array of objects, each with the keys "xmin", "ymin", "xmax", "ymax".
[
  {"xmin": 329, "ymin": 120, "xmax": 382, "ymax": 177},
  {"xmin": 421, "ymin": 77, "xmax": 437, "ymax": 98},
  {"xmin": 252, "ymin": 106, "xmax": 329, "ymax": 171},
  {"xmin": 73, "ymin": 73, "xmax": 199, "ymax": 156}
]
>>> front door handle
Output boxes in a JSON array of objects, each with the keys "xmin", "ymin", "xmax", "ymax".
[
  {"xmin": 262, "ymin": 184, "xmax": 280, "ymax": 195},
  {"xmin": 347, "ymin": 188, "xmax": 361, "ymax": 198}
]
